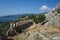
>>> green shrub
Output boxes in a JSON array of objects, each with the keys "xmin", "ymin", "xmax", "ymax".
[
  {"xmin": 57, "ymin": 9, "xmax": 60, "ymax": 13},
  {"xmin": 33, "ymin": 14, "xmax": 46, "ymax": 24}
]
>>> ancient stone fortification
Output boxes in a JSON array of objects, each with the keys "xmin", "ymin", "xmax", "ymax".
[{"xmin": 6, "ymin": 20, "xmax": 33, "ymax": 36}]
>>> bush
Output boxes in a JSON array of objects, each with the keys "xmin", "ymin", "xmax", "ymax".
[
  {"xmin": 33, "ymin": 14, "xmax": 46, "ymax": 24},
  {"xmin": 57, "ymin": 9, "xmax": 60, "ymax": 13}
]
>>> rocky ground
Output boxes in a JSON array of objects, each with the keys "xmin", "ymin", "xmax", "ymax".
[{"xmin": 11, "ymin": 23, "xmax": 60, "ymax": 40}]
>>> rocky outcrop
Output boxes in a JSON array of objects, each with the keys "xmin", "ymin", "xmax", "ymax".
[{"xmin": 44, "ymin": 4, "xmax": 60, "ymax": 27}]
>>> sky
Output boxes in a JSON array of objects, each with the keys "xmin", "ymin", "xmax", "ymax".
[{"xmin": 0, "ymin": 0, "xmax": 60, "ymax": 16}]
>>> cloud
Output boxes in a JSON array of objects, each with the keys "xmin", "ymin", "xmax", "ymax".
[
  {"xmin": 52, "ymin": 7, "xmax": 56, "ymax": 10},
  {"xmin": 40, "ymin": 5, "xmax": 51, "ymax": 12}
]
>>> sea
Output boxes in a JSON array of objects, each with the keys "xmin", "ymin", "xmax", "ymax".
[{"xmin": 0, "ymin": 14, "xmax": 30, "ymax": 22}]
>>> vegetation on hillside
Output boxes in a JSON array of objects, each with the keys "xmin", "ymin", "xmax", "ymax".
[
  {"xmin": 0, "ymin": 22, "xmax": 10, "ymax": 34},
  {"xmin": 32, "ymin": 14, "xmax": 46, "ymax": 24},
  {"xmin": 57, "ymin": 9, "xmax": 60, "ymax": 13},
  {"xmin": 11, "ymin": 14, "xmax": 46, "ymax": 24}
]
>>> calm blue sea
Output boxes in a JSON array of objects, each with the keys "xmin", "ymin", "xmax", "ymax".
[
  {"xmin": 0, "ymin": 17, "xmax": 18, "ymax": 22},
  {"xmin": 0, "ymin": 14, "xmax": 32, "ymax": 22}
]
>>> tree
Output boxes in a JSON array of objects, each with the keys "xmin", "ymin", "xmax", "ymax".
[
  {"xmin": 28, "ymin": 14, "xmax": 36, "ymax": 19},
  {"xmin": 32, "ymin": 14, "xmax": 46, "ymax": 24},
  {"xmin": 57, "ymin": 9, "xmax": 60, "ymax": 13}
]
